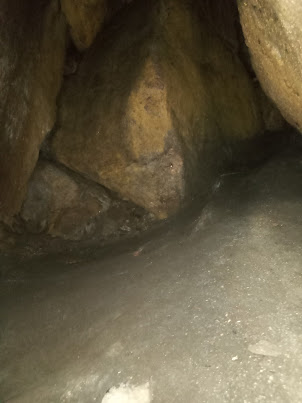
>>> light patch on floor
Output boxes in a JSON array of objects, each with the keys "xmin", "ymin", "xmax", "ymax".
[
  {"xmin": 60, "ymin": 374, "xmax": 109, "ymax": 402},
  {"xmin": 106, "ymin": 341, "xmax": 124, "ymax": 357},
  {"xmin": 102, "ymin": 382, "xmax": 151, "ymax": 403}
]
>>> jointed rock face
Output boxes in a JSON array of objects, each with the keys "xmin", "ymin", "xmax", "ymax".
[{"xmin": 0, "ymin": 0, "xmax": 292, "ymax": 239}]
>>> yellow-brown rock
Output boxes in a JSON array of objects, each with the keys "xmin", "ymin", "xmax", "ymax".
[
  {"xmin": 52, "ymin": 0, "xmax": 265, "ymax": 218},
  {"xmin": 0, "ymin": 0, "xmax": 66, "ymax": 223},
  {"xmin": 61, "ymin": 0, "xmax": 106, "ymax": 51},
  {"xmin": 238, "ymin": 0, "xmax": 302, "ymax": 132}
]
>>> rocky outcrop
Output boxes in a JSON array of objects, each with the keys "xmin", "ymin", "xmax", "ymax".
[
  {"xmin": 21, "ymin": 160, "xmax": 154, "ymax": 241},
  {"xmin": 61, "ymin": 0, "xmax": 106, "ymax": 51},
  {"xmin": 0, "ymin": 0, "xmax": 66, "ymax": 223},
  {"xmin": 52, "ymin": 0, "xmax": 265, "ymax": 219},
  {"xmin": 238, "ymin": 0, "xmax": 302, "ymax": 132},
  {"xmin": 21, "ymin": 161, "xmax": 111, "ymax": 240}
]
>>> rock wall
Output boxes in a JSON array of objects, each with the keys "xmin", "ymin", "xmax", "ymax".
[
  {"xmin": 51, "ymin": 0, "xmax": 267, "ymax": 220},
  {"xmin": 238, "ymin": 0, "xmax": 302, "ymax": 132},
  {"xmin": 0, "ymin": 0, "xmax": 291, "ymax": 240},
  {"xmin": 0, "ymin": 0, "xmax": 66, "ymax": 223}
]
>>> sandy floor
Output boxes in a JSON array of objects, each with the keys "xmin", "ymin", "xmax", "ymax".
[{"xmin": 1, "ymin": 146, "xmax": 302, "ymax": 402}]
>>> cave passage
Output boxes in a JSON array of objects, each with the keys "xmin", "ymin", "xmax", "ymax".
[{"xmin": 1, "ymin": 0, "xmax": 302, "ymax": 402}]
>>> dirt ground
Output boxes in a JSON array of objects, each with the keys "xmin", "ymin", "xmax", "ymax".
[{"xmin": 1, "ymin": 144, "xmax": 302, "ymax": 402}]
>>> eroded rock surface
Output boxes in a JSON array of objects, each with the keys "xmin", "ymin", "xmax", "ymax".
[
  {"xmin": 21, "ymin": 161, "xmax": 111, "ymax": 240},
  {"xmin": 238, "ymin": 0, "xmax": 302, "ymax": 132},
  {"xmin": 52, "ymin": 0, "xmax": 265, "ymax": 219},
  {"xmin": 21, "ymin": 160, "xmax": 154, "ymax": 241},
  {"xmin": 0, "ymin": 0, "xmax": 66, "ymax": 223}
]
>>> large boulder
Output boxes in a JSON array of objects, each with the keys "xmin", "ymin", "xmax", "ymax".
[
  {"xmin": 238, "ymin": 0, "xmax": 302, "ymax": 132},
  {"xmin": 0, "ymin": 0, "xmax": 66, "ymax": 223},
  {"xmin": 52, "ymin": 0, "xmax": 266, "ymax": 219}
]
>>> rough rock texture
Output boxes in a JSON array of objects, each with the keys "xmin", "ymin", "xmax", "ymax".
[
  {"xmin": 52, "ymin": 0, "xmax": 265, "ymax": 219},
  {"xmin": 21, "ymin": 160, "xmax": 154, "ymax": 241},
  {"xmin": 21, "ymin": 161, "xmax": 111, "ymax": 240},
  {"xmin": 61, "ymin": 0, "xmax": 106, "ymax": 51},
  {"xmin": 238, "ymin": 0, "xmax": 302, "ymax": 132},
  {"xmin": 0, "ymin": 0, "xmax": 66, "ymax": 223}
]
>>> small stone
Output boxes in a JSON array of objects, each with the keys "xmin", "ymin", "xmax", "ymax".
[{"xmin": 248, "ymin": 340, "xmax": 282, "ymax": 357}]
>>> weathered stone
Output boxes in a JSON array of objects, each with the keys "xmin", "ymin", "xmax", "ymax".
[
  {"xmin": 0, "ymin": 0, "xmax": 66, "ymax": 223},
  {"xmin": 52, "ymin": 0, "xmax": 265, "ymax": 218},
  {"xmin": 238, "ymin": 0, "xmax": 302, "ymax": 132},
  {"xmin": 61, "ymin": 0, "xmax": 106, "ymax": 51},
  {"xmin": 21, "ymin": 161, "xmax": 111, "ymax": 240}
]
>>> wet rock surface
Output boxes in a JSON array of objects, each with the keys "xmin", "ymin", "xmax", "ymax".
[{"xmin": 1, "ymin": 142, "xmax": 302, "ymax": 402}]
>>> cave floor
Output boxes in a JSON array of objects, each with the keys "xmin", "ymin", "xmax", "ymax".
[{"xmin": 1, "ymin": 145, "xmax": 302, "ymax": 403}]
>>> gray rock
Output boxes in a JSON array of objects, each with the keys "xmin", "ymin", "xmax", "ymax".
[{"xmin": 21, "ymin": 161, "xmax": 110, "ymax": 240}]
